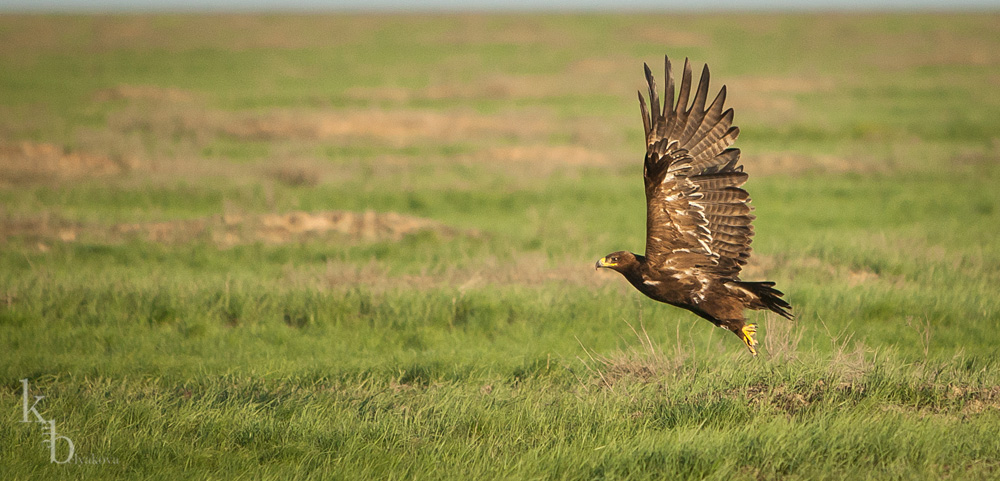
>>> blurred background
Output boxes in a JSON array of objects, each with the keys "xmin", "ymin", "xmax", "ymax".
[
  {"xmin": 4, "ymin": 0, "xmax": 1000, "ymax": 11},
  {"xmin": 3, "ymin": 1, "xmax": 1000, "ymax": 477},
  {"xmin": 2, "ymin": 2, "xmax": 1000, "ymax": 360},
  {"xmin": 2, "ymin": 0, "xmax": 1000, "ymax": 380}
]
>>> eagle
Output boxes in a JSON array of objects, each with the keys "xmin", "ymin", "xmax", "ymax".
[{"xmin": 596, "ymin": 56, "xmax": 792, "ymax": 356}]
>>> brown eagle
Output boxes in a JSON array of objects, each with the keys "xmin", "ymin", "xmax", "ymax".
[{"xmin": 596, "ymin": 56, "xmax": 792, "ymax": 356}]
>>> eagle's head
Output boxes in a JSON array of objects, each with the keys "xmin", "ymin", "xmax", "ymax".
[{"xmin": 595, "ymin": 251, "xmax": 640, "ymax": 273}]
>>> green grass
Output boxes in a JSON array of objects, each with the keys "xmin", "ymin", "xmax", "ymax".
[{"xmin": 2, "ymin": 12, "xmax": 1000, "ymax": 480}]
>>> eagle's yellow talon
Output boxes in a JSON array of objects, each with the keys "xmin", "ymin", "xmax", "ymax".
[{"xmin": 741, "ymin": 323, "xmax": 758, "ymax": 356}]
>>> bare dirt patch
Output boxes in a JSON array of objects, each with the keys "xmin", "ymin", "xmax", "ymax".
[
  {"xmin": 0, "ymin": 141, "xmax": 136, "ymax": 184},
  {"xmin": 106, "ymin": 102, "xmax": 559, "ymax": 148},
  {"xmin": 2, "ymin": 210, "xmax": 468, "ymax": 249},
  {"xmin": 93, "ymin": 84, "xmax": 198, "ymax": 104},
  {"xmin": 464, "ymin": 145, "xmax": 611, "ymax": 172},
  {"xmin": 226, "ymin": 109, "xmax": 558, "ymax": 146},
  {"xmin": 121, "ymin": 210, "xmax": 466, "ymax": 246}
]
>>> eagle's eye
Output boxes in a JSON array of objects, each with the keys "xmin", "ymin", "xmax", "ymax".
[{"xmin": 610, "ymin": 255, "xmax": 619, "ymax": 262}]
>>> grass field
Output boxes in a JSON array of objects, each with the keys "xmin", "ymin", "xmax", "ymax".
[{"xmin": 2, "ymin": 12, "xmax": 1000, "ymax": 479}]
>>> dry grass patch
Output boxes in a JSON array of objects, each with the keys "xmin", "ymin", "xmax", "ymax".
[
  {"xmin": 862, "ymin": 18, "xmax": 1000, "ymax": 71},
  {"xmin": 424, "ymin": 14, "xmax": 578, "ymax": 48},
  {"xmin": 633, "ymin": 26, "xmax": 711, "ymax": 48},
  {"xmin": 727, "ymin": 74, "xmax": 832, "ymax": 127},
  {"xmin": 734, "ymin": 75, "xmax": 836, "ymax": 95},
  {"xmin": 751, "ymin": 253, "xmax": 899, "ymax": 289},
  {"xmin": 345, "ymin": 57, "xmax": 637, "ymax": 105},
  {"xmin": 0, "ymin": 14, "xmax": 378, "ymax": 57},
  {"xmin": 420, "ymin": 72, "xmax": 633, "ymax": 103},
  {"xmin": 264, "ymin": 164, "xmax": 321, "ymax": 187},
  {"xmin": 575, "ymin": 320, "xmax": 682, "ymax": 391},
  {"xmin": 580, "ymin": 333, "xmax": 1000, "ymax": 417},
  {"xmin": 745, "ymin": 151, "xmax": 892, "ymax": 177}
]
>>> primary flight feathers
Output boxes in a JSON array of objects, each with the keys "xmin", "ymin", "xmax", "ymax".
[{"xmin": 640, "ymin": 57, "xmax": 753, "ymax": 279}]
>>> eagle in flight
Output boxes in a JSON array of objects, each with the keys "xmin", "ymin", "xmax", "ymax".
[{"xmin": 596, "ymin": 56, "xmax": 792, "ymax": 356}]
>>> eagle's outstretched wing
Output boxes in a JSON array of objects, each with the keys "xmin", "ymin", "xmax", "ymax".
[{"xmin": 639, "ymin": 56, "xmax": 754, "ymax": 279}]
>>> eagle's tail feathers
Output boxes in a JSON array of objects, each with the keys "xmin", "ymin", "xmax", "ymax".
[{"xmin": 739, "ymin": 281, "xmax": 793, "ymax": 320}]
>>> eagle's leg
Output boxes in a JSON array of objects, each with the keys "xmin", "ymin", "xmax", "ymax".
[{"xmin": 733, "ymin": 323, "xmax": 758, "ymax": 357}]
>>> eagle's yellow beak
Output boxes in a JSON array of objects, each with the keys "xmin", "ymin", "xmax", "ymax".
[{"xmin": 595, "ymin": 256, "xmax": 616, "ymax": 269}]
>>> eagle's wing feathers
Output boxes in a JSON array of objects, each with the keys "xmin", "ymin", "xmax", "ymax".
[{"xmin": 641, "ymin": 56, "xmax": 755, "ymax": 279}]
